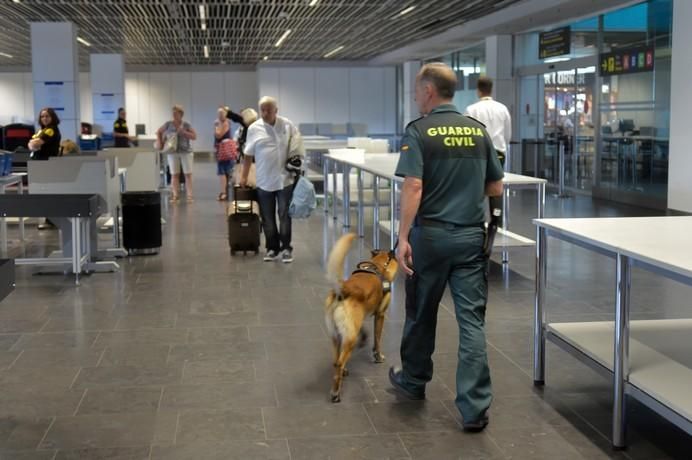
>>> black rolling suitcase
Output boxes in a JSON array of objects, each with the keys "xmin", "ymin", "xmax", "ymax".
[
  {"xmin": 122, "ymin": 191, "xmax": 162, "ymax": 255},
  {"xmin": 228, "ymin": 186, "xmax": 260, "ymax": 255}
]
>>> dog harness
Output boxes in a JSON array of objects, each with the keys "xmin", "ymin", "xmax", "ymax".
[{"xmin": 351, "ymin": 261, "xmax": 391, "ymax": 294}]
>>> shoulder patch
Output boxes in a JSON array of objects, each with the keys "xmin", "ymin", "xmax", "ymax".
[
  {"xmin": 401, "ymin": 144, "xmax": 410, "ymax": 152},
  {"xmin": 464, "ymin": 115, "xmax": 486, "ymax": 128}
]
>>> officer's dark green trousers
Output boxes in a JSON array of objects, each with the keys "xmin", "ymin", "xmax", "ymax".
[{"xmin": 400, "ymin": 224, "xmax": 492, "ymax": 422}]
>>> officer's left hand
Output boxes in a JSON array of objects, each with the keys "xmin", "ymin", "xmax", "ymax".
[{"xmin": 397, "ymin": 239, "xmax": 414, "ymax": 276}]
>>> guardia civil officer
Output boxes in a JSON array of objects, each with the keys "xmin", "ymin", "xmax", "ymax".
[
  {"xmin": 389, "ymin": 63, "xmax": 504, "ymax": 432},
  {"xmin": 113, "ymin": 108, "xmax": 135, "ymax": 148}
]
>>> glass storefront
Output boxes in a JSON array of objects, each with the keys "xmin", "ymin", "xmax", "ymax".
[{"xmin": 515, "ymin": 0, "xmax": 672, "ymax": 209}]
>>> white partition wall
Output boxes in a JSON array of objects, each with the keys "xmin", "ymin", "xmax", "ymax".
[
  {"xmin": 257, "ymin": 64, "xmax": 397, "ymax": 135},
  {"xmin": 124, "ymin": 70, "xmax": 257, "ymax": 152},
  {"xmin": 30, "ymin": 22, "xmax": 81, "ymax": 141}
]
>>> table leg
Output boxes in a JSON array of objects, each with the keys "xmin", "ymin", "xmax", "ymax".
[
  {"xmin": 502, "ymin": 184, "xmax": 509, "ymax": 264},
  {"xmin": 533, "ymin": 226, "xmax": 547, "ymax": 385},
  {"xmin": 613, "ymin": 253, "xmax": 631, "ymax": 449},
  {"xmin": 323, "ymin": 159, "xmax": 329, "ymax": 214},
  {"xmin": 18, "ymin": 180, "xmax": 24, "ymax": 242},
  {"xmin": 343, "ymin": 164, "xmax": 351, "ymax": 228},
  {"xmin": 538, "ymin": 182, "xmax": 546, "ymax": 219},
  {"xmin": 389, "ymin": 182, "xmax": 396, "ymax": 250},
  {"xmin": 0, "ymin": 184, "xmax": 6, "ymax": 257},
  {"xmin": 114, "ymin": 206, "xmax": 121, "ymax": 248},
  {"xmin": 373, "ymin": 176, "xmax": 380, "ymax": 249},
  {"xmin": 357, "ymin": 170, "xmax": 364, "ymax": 238},
  {"xmin": 331, "ymin": 160, "xmax": 338, "ymax": 221},
  {"xmin": 71, "ymin": 218, "xmax": 81, "ymax": 286}
]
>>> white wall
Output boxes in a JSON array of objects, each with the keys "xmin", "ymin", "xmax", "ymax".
[
  {"xmin": 125, "ymin": 70, "xmax": 257, "ymax": 152},
  {"xmin": 258, "ymin": 65, "xmax": 397, "ymax": 134},
  {"xmin": 0, "ymin": 69, "xmax": 257, "ymax": 151},
  {"xmin": 668, "ymin": 0, "xmax": 692, "ymax": 213}
]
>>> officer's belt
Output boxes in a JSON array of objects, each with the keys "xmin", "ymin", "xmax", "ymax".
[{"xmin": 415, "ymin": 217, "xmax": 484, "ymax": 230}]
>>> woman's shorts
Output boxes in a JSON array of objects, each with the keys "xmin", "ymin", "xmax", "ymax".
[
  {"xmin": 167, "ymin": 153, "xmax": 193, "ymax": 175},
  {"xmin": 217, "ymin": 160, "xmax": 234, "ymax": 176}
]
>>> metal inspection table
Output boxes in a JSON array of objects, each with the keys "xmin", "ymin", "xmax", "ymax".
[
  {"xmin": 0, "ymin": 173, "xmax": 26, "ymax": 255},
  {"xmin": 533, "ymin": 216, "xmax": 692, "ymax": 449},
  {"xmin": 0, "ymin": 193, "xmax": 114, "ymax": 285},
  {"xmin": 324, "ymin": 152, "xmax": 546, "ymax": 259}
]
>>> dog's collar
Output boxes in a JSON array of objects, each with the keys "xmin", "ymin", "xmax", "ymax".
[{"xmin": 352, "ymin": 262, "xmax": 391, "ymax": 294}]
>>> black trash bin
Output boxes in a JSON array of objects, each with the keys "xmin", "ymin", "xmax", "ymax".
[{"xmin": 122, "ymin": 191, "xmax": 162, "ymax": 255}]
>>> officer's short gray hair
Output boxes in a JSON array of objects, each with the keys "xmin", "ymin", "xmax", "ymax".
[
  {"xmin": 417, "ymin": 63, "xmax": 457, "ymax": 99},
  {"xmin": 258, "ymin": 96, "xmax": 278, "ymax": 109}
]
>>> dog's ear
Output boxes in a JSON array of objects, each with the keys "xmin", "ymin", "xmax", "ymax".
[{"xmin": 371, "ymin": 250, "xmax": 379, "ymax": 257}]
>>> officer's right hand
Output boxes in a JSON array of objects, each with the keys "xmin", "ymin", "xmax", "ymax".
[{"xmin": 397, "ymin": 239, "xmax": 414, "ymax": 276}]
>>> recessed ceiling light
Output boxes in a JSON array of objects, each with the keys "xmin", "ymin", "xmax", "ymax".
[
  {"xmin": 323, "ymin": 45, "xmax": 344, "ymax": 58},
  {"xmin": 76, "ymin": 37, "xmax": 91, "ymax": 47},
  {"xmin": 199, "ymin": 4, "xmax": 206, "ymax": 20},
  {"xmin": 275, "ymin": 29, "xmax": 291, "ymax": 47},
  {"xmin": 220, "ymin": 60, "xmax": 226, "ymax": 65},
  {"xmin": 204, "ymin": 45, "xmax": 209, "ymax": 58},
  {"xmin": 398, "ymin": 5, "xmax": 416, "ymax": 16},
  {"xmin": 222, "ymin": 41, "xmax": 230, "ymax": 47},
  {"xmin": 308, "ymin": 0, "xmax": 319, "ymax": 6},
  {"xmin": 263, "ymin": 56, "xmax": 269, "ymax": 61},
  {"xmin": 201, "ymin": 21, "xmax": 207, "ymax": 31},
  {"xmin": 11, "ymin": 0, "xmax": 20, "ymax": 3},
  {"xmin": 0, "ymin": 52, "xmax": 13, "ymax": 58}
]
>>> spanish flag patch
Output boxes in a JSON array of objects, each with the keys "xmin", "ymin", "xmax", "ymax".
[{"xmin": 401, "ymin": 144, "xmax": 409, "ymax": 152}]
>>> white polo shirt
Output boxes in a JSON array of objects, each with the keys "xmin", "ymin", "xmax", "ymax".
[
  {"xmin": 244, "ymin": 116, "xmax": 299, "ymax": 192},
  {"xmin": 465, "ymin": 97, "xmax": 512, "ymax": 153}
]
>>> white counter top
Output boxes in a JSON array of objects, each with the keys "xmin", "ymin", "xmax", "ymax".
[
  {"xmin": 325, "ymin": 153, "xmax": 546, "ymax": 186},
  {"xmin": 534, "ymin": 217, "xmax": 692, "ymax": 281}
]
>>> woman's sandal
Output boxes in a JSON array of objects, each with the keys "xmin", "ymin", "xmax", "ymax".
[
  {"xmin": 217, "ymin": 193, "xmax": 228, "ymax": 201},
  {"xmin": 186, "ymin": 195, "xmax": 194, "ymax": 203},
  {"xmin": 169, "ymin": 194, "xmax": 179, "ymax": 203}
]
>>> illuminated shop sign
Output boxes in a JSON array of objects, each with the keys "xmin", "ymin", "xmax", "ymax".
[{"xmin": 599, "ymin": 47, "xmax": 655, "ymax": 76}]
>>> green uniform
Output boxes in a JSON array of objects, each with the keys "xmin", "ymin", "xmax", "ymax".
[{"xmin": 395, "ymin": 103, "xmax": 504, "ymax": 423}]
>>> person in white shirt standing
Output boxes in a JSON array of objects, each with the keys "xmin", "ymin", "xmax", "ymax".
[
  {"xmin": 464, "ymin": 76, "xmax": 511, "ymax": 168},
  {"xmin": 240, "ymin": 96, "xmax": 303, "ymax": 263}
]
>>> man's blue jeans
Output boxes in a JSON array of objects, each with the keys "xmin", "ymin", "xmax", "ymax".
[{"xmin": 257, "ymin": 185, "xmax": 293, "ymax": 252}]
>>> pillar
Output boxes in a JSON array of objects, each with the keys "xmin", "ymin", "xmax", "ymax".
[
  {"xmin": 668, "ymin": 0, "xmax": 692, "ymax": 212},
  {"xmin": 485, "ymin": 35, "xmax": 514, "ymax": 111},
  {"xmin": 90, "ymin": 54, "xmax": 125, "ymax": 137},
  {"xmin": 30, "ymin": 22, "xmax": 80, "ymax": 141},
  {"xmin": 403, "ymin": 60, "xmax": 421, "ymax": 126}
]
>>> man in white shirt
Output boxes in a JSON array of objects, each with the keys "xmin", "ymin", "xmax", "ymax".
[
  {"xmin": 464, "ymin": 76, "xmax": 511, "ymax": 167},
  {"xmin": 241, "ymin": 96, "xmax": 303, "ymax": 263}
]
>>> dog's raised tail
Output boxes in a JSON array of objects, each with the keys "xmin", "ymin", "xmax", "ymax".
[{"xmin": 326, "ymin": 233, "xmax": 357, "ymax": 289}]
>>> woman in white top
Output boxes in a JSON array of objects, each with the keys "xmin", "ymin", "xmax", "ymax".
[{"xmin": 157, "ymin": 105, "xmax": 197, "ymax": 203}]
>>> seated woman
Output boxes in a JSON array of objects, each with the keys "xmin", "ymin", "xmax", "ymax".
[{"xmin": 28, "ymin": 107, "xmax": 61, "ymax": 160}]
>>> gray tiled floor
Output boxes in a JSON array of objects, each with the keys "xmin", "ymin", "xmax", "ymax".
[{"xmin": 0, "ymin": 158, "xmax": 689, "ymax": 459}]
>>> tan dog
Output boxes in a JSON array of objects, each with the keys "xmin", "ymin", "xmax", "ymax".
[{"xmin": 325, "ymin": 233, "xmax": 398, "ymax": 403}]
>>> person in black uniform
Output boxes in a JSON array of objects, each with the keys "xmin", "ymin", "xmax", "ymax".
[
  {"xmin": 389, "ymin": 63, "xmax": 504, "ymax": 432},
  {"xmin": 28, "ymin": 107, "xmax": 61, "ymax": 160},
  {"xmin": 113, "ymin": 108, "xmax": 134, "ymax": 148}
]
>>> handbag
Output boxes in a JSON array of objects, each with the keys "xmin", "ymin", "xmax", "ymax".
[
  {"xmin": 216, "ymin": 138, "xmax": 239, "ymax": 162},
  {"xmin": 162, "ymin": 133, "xmax": 178, "ymax": 154},
  {"xmin": 289, "ymin": 175, "xmax": 317, "ymax": 219}
]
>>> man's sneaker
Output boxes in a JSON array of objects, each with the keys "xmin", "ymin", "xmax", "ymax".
[
  {"xmin": 388, "ymin": 367, "xmax": 425, "ymax": 400},
  {"xmin": 263, "ymin": 250, "xmax": 280, "ymax": 262},
  {"xmin": 281, "ymin": 250, "xmax": 294, "ymax": 264},
  {"xmin": 462, "ymin": 413, "xmax": 489, "ymax": 433}
]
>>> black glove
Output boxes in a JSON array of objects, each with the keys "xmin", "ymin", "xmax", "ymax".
[{"xmin": 285, "ymin": 155, "xmax": 302, "ymax": 174}]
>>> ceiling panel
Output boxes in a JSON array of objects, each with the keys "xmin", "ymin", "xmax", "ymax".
[{"xmin": 0, "ymin": 0, "xmax": 523, "ymax": 66}]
